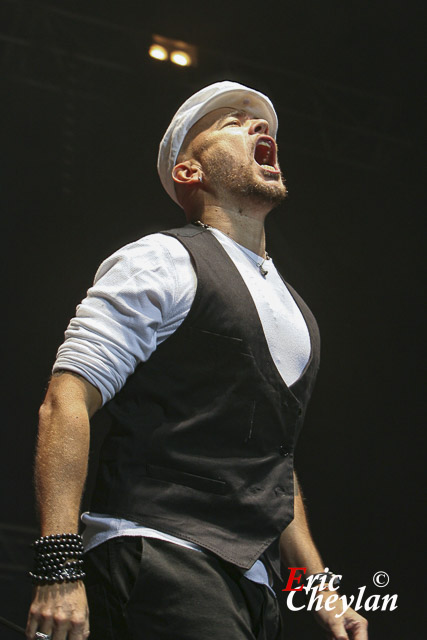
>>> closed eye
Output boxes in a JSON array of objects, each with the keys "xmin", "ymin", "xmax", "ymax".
[{"xmin": 222, "ymin": 118, "xmax": 241, "ymax": 127}]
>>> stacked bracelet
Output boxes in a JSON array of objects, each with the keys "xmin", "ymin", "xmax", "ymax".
[{"xmin": 29, "ymin": 533, "xmax": 86, "ymax": 585}]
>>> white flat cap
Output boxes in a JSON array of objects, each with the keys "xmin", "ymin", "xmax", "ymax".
[{"xmin": 157, "ymin": 80, "xmax": 278, "ymax": 206}]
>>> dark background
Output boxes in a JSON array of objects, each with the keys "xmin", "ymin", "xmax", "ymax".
[{"xmin": 1, "ymin": 0, "xmax": 425, "ymax": 638}]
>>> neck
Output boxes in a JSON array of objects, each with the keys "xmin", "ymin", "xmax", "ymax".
[{"xmin": 194, "ymin": 206, "xmax": 267, "ymax": 257}]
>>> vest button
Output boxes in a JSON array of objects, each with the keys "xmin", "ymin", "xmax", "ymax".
[{"xmin": 279, "ymin": 445, "xmax": 290, "ymax": 457}]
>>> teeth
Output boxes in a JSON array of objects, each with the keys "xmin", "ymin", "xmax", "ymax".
[{"xmin": 255, "ymin": 139, "xmax": 276, "ymax": 170}]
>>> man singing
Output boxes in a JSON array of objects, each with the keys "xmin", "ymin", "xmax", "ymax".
[{"xmin": 26, "ymin": 81, "xmax": 368, "ymax": 640}]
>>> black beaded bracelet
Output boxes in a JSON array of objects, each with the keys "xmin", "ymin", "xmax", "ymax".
[{"xmin": 29, "ymin": 533, "xmax": 86, "ymax": 585}]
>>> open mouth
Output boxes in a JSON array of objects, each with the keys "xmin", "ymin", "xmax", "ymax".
[{"xmin": 254, "ymin": 136, "xmax": 279, "ymax": 173}]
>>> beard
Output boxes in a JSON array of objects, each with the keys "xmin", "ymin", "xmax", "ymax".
[{"xmin": 203, "ymin": 155, "xmax": 287, "ymax": 208}]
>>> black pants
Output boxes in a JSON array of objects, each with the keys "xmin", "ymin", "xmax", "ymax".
[{"xmin": 85, "ymin": 536, "xmax": 282, "ymax": 640}]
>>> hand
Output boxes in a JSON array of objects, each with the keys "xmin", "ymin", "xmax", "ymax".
[
  {"xmin": 313, "ymin": 590, "xmax": 368, "ymax": 639},
  {"xmin": 26, "ymin": 581, "xmax": 89, "ymax": 640}
]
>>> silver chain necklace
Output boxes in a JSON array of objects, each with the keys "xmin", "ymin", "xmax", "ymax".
[{"xmin": 193, "ymin": 220, "xmax": 270, "ymax": 277}]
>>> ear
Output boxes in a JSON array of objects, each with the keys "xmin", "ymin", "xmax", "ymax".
[{"xmin": 172, "ymin": 161, "xmax": 203, "ymax": 185}]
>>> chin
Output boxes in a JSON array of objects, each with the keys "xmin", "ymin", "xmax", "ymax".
[
  {"xmin": 243, "ymin": 177, "xmax": 287, "ymax": 207},
  {"xmin": 206, "ymin": 158, "xmax": 287, "ymax": 208}
]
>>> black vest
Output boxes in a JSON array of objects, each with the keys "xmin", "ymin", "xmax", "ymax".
[{"xmin": 91, "ymin": 224, "xmax": 320, "ymax": 574}]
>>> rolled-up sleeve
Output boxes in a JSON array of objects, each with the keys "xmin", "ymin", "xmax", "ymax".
[{"xmin": 53, "ymin": 234, "xmax": 195, "ymax": 405}]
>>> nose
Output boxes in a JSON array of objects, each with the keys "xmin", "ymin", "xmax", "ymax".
[{"xmin": 248, "ymin": 118, "xmax": 269, "ymax": 135}]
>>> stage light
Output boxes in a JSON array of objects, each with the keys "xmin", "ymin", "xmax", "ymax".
[
  {"xmin": 149, "ymin": 44, "xmax": 168, "ymax": 61},
  {"xmin": 149, "ymin": 35, "xmax": 198, "ymax": 68},
  {"xmin": 170, "ymin": 51, "xmax": 191, "ymax": 67}
]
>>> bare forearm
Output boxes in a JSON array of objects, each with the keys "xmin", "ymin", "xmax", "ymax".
[
  {"xmin": 280, "ymin": 475, "xmax": 369, "ymax": 638},
  {"xmin": 279, "ymin": 473, "xmax": 324, "ymax": 575},
  {"xmin": 35, "ymin": 373, "xmax": 100, "ymax": 534},
  {"xmin": 36, "ymin": 406, "xmax": 89, "ymax": 534},
  {"xmin": 26, "ymin": 374, "xmax": 99, "ymax": 640}
]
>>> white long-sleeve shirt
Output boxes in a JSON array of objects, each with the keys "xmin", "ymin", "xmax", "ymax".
[{"xmin": 54, "ymin": 227, "xmax": 310, "ymax": 401}]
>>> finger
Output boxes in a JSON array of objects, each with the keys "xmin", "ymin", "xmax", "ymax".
[
  {"xmin": 35, "ymin": 614, "xmax": 54, "ymax": 640},
  {"xmin": 34, "ymin": 633, "xmax": 54, "ymax": 640},
  {"xmin": 51, "ymin": 615, "xmax": 70, "ymax": 640},
  {"xmin": 26, "ymin": 613, "xmax": 39, "ymax": 639},
  {"xmin": 46, "ymin": 616, "xmax": 89, "ymax": 640},
  {"xmin": 346, "ymin": 620, "xmax": 369, "ymax": 640},
  {"xmin": 67, "ymin": 614, "xmax": 90, "ymax": 640},
  {"xmin": 68, "ymin": 625, "xmax": 90, "ymax": 640},
  {"xmin": 68, "ymin": 630, "xmax": 90, "ymax": 640},
  {"xmin": 329, "ymin": 622, "xmax": 350, "ymax": 640}
]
